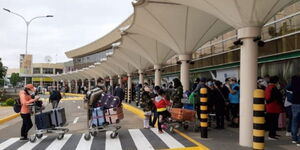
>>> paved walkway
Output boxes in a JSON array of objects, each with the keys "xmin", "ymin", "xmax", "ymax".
[{"xmin": 0, "ymin": 107, "xmax": 15, "ymax": 119}]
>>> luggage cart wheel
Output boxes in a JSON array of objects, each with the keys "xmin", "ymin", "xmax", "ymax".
[
  {"xmin": 183, "ymin": 124, "xmax": 189, "ymax": 130},
  {"xmin": 169, "ymin": 126, "xmax": 174, "ymax": 133},
  {"xmin": 110, "ymin": 132, "xmax": 118, "ymax": 139},
  {"xmin": 29, "ymin": 135, "xmax": 37, "ymax": 143},
  {"xmin": 36, "ymin": 134, "xmax": 43, "ymax": 139},
  {"xmin": 57, "ymin": 134, "xmax": 64, "ymax": 140},
  {"xmin": 91, "ymin": 131, "xmax": 97, "ymax": 137},
  {"xmin": 84, "ymin": 133, "xmax": 91, "ymax": 141}
]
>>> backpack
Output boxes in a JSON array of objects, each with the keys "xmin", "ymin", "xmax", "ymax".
[
  {"xmin": 188, "ymin": 92, "xmax": 196, "ymax": 104},
  {"xmin": 13, "ymin": 98, "xmax": 21, "ymax": 113}
]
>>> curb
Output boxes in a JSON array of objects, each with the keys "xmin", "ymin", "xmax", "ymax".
[
  {"xmin": 0, "ymin": 113, "xmax": 20, "ymax": 125},
  {"xmin": 122, "ymin": 103, "xmax": 210, "ymax": 150}
]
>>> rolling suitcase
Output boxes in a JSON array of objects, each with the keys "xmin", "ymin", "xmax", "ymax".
[
  {"xmin": 171, "ymin": 108, "xmax": 196, "ymax": 122},
  {"xmin": 103, "ymin": 95, "xmax": 118, "ymax": 109},
  {"xmin": 92, "ymin": 107, "xmax": 106, "ymax": 126},
  {"xmin": 50, "ymin": 107, "xmax": 67, "ymax": 127},
  {"xmin": 35, "ymin": 111, "xmax": 52, "ymax": 130},
  {"xmin": 105, "ymin": 107, "xmax": 124, "ymax": 124}
]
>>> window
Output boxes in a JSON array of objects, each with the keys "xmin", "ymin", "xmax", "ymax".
[
  {"xmin": 33, "ymin": 68, "xmax": 41, "ymax": 74},
  {"xmin": 42, "ymin": 68, "xmax": 54, "ymax": 74},
  {"xmin": 55, "ymin": 69, "xmax": 63, "ymax": 74}
]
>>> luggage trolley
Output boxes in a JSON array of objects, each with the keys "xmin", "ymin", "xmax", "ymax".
[
  {"xmin": 29, "ymin": 101, "xmax": 69, "ymax": 143},
  {"xmin": 83, "ymin": 88, "xmax": 121, "ymax": 141},
  {"xmin": 162, "ymin": 100, "xmax": 197, "ymax": 133}
]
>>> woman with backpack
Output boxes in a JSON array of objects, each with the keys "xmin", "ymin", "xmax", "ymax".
[{"xmin": 19, "ymin": 84, "xmax": 40, "ymax": 141}]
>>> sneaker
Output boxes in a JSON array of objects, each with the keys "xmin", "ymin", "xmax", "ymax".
[
  {"xmin": 158, "ymin": 130, "xmax": 164, "ymax": 134},
  {"xmin": 286, "ymin": 132, "xmax": 292, "ymax": 137},
  {"xmin": 292, "ymin": 141, "xmax": 297, "ymax": 144},
  {"xmin": 268, "ymin": 136, "xmax": 279, "ymax": 140},
  {"xmin": 297, "ymin": 144, "xmax": 300, "ymax": 147},
  {"xmin": 19, "ymin": 137, "xmax": 29, "ymax": 141}
]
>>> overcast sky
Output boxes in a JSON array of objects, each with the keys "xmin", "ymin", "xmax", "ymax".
[{"xmin": 0, "ymin": 0, "xmax": 133, "ymax": 69}]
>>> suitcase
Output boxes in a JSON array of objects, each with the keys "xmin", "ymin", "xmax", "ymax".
[
  {"xmin": 35, "ymin": 111, "xmax": 52, "ymax": 130},
  {"xmin": 103, "ymin": 95, "xmax": 121, "ymax": 109},
  {"xmin": 50, "ymin": 107, "xmax": 67, "ymax": 127},
  {"xmin": 171, "ymin": 108, "xmax": 196, "ymax": 122},
  {"xmin": 105, "ymin": 107, "xmax": 124, "ymax": 124},
  {"xmin": 92, "ymin": 107, "xmax": 106, "ymax": 126},
  {"xmin": 105, "ymin": 107, "xmax": 123, "ymax": 115}
]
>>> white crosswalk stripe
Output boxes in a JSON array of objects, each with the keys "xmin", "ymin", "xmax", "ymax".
[
  {"xmin": 105, "ymin": 131, "xmax": 122, "ymax": 150},
  {"xmin": 129, "ymin": 129, "xmax": 154, "ymax": 150},
  {"xmin": 45, "ymin": 134, "xmax": 72, "ymax": 150},
  {"xmin": 0, "ymin": 138, "xmax": 19, "ymax": 150},
  {"xmin": 17, "ymin": 136, "xmax": 47, "ymax": 150},
  {"xmin": 75, "ymin": 134, "xmax": 94, "ymax": 150},
  {"xmin": 0, "ymin": 128, "xmax": 193, "ymax": 150},
  {"xmin": 150, "ymin": 128, "xmax": 185, "ymax": 148}
]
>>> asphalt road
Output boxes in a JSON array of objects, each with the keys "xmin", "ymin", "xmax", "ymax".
[{"xmin": 0, "ymin": 96, "xmax": 196, "ymax": 150}]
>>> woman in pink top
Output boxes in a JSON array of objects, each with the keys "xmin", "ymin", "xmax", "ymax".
[{"xmin": 19, "ymin": 84, "xmax": 39, "ymax": 141}]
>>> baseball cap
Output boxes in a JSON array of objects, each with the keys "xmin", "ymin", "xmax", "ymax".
[{"xmin": 25, "ymin": 84, "xmax": 35, "ymax": 91}]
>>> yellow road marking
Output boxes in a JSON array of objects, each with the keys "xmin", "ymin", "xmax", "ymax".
[
  {"xmin": 122, "ymin": 103, "xmax": 210, "ymax": 150},
  {"xmin": 0, "ymin": 113, "xmax": 20, "ymax": 125}
]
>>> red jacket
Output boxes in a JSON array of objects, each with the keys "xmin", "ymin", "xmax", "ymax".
[
  {"xmin": 154, "ymin": 96, "xmax": 170, "ymax": 112},
  {"xmin": 265, "ymin": 84, "xmax": 283, "ymax": 113}
]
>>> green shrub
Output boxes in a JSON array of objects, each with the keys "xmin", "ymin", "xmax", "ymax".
[{"xmin": 5, "ymin": 98, "xmax": 15, "ymax": 106}]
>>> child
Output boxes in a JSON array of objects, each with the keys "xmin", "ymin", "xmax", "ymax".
[
  {"xmin": 141, "ymin": 91, "xmax": 153, "ymax": 129},
  {"xmin": 154, "ymin": 89, "xmax": 171, "ymax": 133}
]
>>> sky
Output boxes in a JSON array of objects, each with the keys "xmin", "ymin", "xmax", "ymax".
[{"xmin": 0, "ymin": 0, "xmax": 133, "ymax": 69}]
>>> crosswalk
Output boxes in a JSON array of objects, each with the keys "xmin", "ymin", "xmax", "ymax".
[{"xmin": 0, "ymin": 128, "xmax": 195, "ymax": 150}]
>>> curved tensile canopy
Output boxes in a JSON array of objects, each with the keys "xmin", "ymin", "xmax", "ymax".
[
  {"xmin": 156, "ymin": 0, "xmax": 299, "ymax": 28},
  {"xmin": 129, "ymin": 0, "xmax": 232, "ymax": 54}
]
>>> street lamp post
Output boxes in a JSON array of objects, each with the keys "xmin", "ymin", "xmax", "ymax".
[
  {"xmin": 3, "ymin": 8, "xmax": 53, "ymax": 54},
  {"xmin": 3, "ymin": 8, "xmax": 53, "ymax": 85}
]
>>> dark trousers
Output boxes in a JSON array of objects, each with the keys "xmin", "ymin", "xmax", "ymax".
[
  {"xmin": 149, "ymin": 109, "xmax": 157, "ymax": 127},
  {"xmin": 157, "ymin": 110, "xmax": 171, "ymax": 132},
  {"xmin": 285, "ymin": 106, "xmax": 292, "ymax": 132},
  {"xmin": 21, "ymin": 113, "xmax": 33, "ymax": 138},
  {"xmin": 266, "ymin": 113, "xmax": 279, "ymax": 137},
  {"xmin": 229, "ymin": 103, "xmax": 239, "ymax": 125},
  {"xmin": 216, "ymin": 113, "xmax": 225, "ymax": 128},
  {"xmin": 51, "ymin": 100, "xmax": 59, "ymax": 109}
]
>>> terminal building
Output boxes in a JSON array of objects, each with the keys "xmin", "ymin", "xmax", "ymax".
[{"xmin": 51, "ymin": 0, "xmax": 300, "ymax": 148}]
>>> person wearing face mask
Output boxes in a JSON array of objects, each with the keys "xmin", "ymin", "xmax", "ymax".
[
  {"xmin": 19, "ymin": 84, "xmax": 40, "ymax": 141},
  {"xmin": 265, "ymin": 76, "xmax": 284, "ymax": 140},
  {"xmin": 226, "ymin": 77, "xmax": 240, "ymax": 128}
]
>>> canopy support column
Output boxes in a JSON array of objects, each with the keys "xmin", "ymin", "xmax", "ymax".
[
  {"xmin": 138, "ymin": 70, "xmax": 144, "ymax": 85},
  {"xmin": 154, "ymin": 65, "xmax": 161, "ymax": 86},
  {"xmin": 179, "ymin": 54, "xmax": 191, "ymax": 91},
  {"xmin": 88, "ymin": 79, "xmax": 91, "ymax": 91},
  {"xmin": 127, "ymin": 74, "xmax": 132, "ymax": 103},
  {"xmin": 238, "ymin": 27, "xmax": 261, "ymax": 147},
  {"xmin": 75, "ymin": 80, "xmax": 78, "ymax": 94},
  {"xmin": 118, "ymin": 75, "xmax": 122, "ymax": 87}
]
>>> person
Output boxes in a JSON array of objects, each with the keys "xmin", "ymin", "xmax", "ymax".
[
  {"xmin": 149, "ymin": 86, "xmax": 160, "ymax": 127},
  {"xmin": 265, "ymin": 76, "xmax": 284, "ymax": 140},
  {"xmin": 212, "ymin": 81, "xmax": 226, "ymax": 129},
  {"xmin": 291, "ymin": 75, "xmax": 300, "ymax": 145},
  {"xmin": 222, "ymin": 78, "xmax": 230, "ymax": 121},
  {"xmin": 19, "ymin": 84, "xmax": 40, "ymax": 141},
  {"xmin": 154, "ymin": 89, "xmax": 171, "ymax": 133},
  {"xmin": 226, "ymin": 77, "xmax": 240, "ymax": 128},
  {"xmin": 114, "ymin": 84, "xmax": 125, "ymax": 102},
  {"xmin": 140, "ymin": 91, "xmax": 153, "ymax": 129},
  {"xmin": 49, "ymin": 88, "xmax": 62, "ymax": 109},
  {"xmin": 192, "ymin": 78, "xmax": 200, "ymax": 91},
  {"xmin": 285, "ymin": 76, "xmax": 295, "ymax": 137},
  {"xmin": 193, "ymin": 77, "xmax": 208, "ymax": 120},
  {"xmin": 171, "ymin": 78, "xmax": 183, "ymax": 108}
]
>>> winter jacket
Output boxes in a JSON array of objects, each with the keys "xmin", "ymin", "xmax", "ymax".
[
  {"xmin": 154, "ymin": 96, "xmax": 170, "ymax": 112},
  {"xmin": 265, "ymin": 84, "xmax": 284, "ymax": 113}
]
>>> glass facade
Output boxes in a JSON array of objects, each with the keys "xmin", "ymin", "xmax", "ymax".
[
  {"xmin": 73, "ymin": 48, "xmax": 113, "ymax": 69},
  {"xmin": 33, "ymin": 68, "xmax": 40, "ymax": 74},
  {"xmin": 42, "ymin": 68, "xmax": 54, "ymax": 74}
]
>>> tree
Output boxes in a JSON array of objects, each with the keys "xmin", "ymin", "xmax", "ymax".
[
  {"xmin": 0, "ymin": 58, "xmax": 7, "ymax": 86},
  {"xmin": 10, "ymin": 73, "xmax": 21, "ymax": 87}
]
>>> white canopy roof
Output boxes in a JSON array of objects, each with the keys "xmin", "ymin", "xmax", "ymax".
[
  {"xmin": 157, "ymin": 0, "xmax": 299, "ymax": 29},
  {"xmin": 119, "ymin": 33, "xmax": 175, "ymax": 66},
  {"xmin": 129, "ymin": 0, "xmax": 231, "ymax": 54}
]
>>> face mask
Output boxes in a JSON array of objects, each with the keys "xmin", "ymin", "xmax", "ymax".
[
  {"xmin": 276, "ymin": 83, "xmax": 281, "ymax": 89},
  {"xmin": 28, "ymin": 90, "xmax": 34, "ymax": 95}
]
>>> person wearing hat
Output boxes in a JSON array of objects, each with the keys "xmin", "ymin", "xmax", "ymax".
[{"xmin": 19, "ymin": 84, "xmax": 40, "ymax": 141}]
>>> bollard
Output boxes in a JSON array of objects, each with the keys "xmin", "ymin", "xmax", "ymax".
[
  {"xmin": 128, "ymin": 88, "xmax": 132, "ymax": 103},
  {"xmin": 135, "ymin": 90, "xmax": 139, "ymax": 106},
  {"xmin": 139, "ymin": 88, "xmax": 143, "ymax": 107},
  {"xmin": 200, "ymin": 87, "xmax": 208, "ymax": 138},
  {"xmin": 124, "ymin": 87, "xmax": 128, "ymax": 103},
  {"xmin": 253, "ymin": 89, "xmax": 265, "ymax": 150}
]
